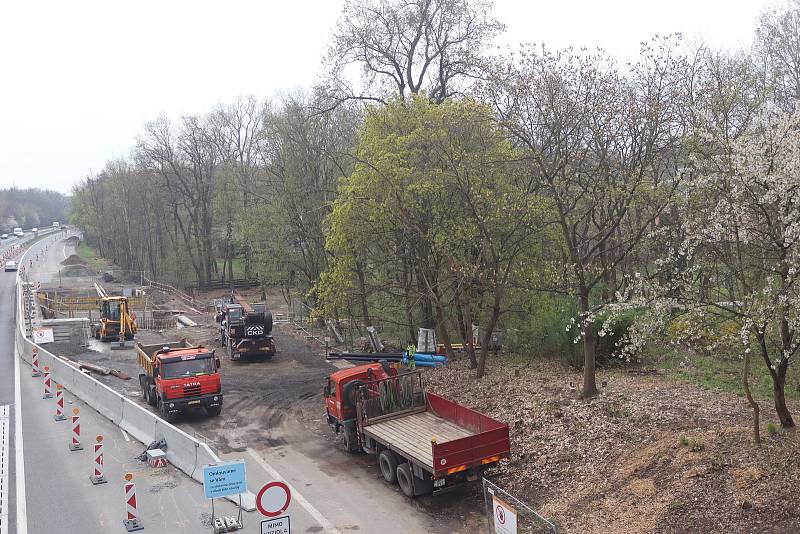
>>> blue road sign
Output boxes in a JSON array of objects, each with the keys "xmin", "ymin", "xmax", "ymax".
[{"xmin": 203, "ymin": 460, "xmax": 247, "ymax": 499}]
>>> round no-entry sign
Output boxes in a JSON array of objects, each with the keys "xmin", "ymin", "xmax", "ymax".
[{"xmin": 256, "ymin": 481, "xmax": 292, "ymax": 517}]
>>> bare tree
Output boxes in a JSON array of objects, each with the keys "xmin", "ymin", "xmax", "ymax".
[{"xmin": 326, "ymin": 0, "xmax": 504, "ymax": 104}]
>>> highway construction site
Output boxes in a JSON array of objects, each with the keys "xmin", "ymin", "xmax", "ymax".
[{"xmin": 29, "ymin": 236, "xmax": 486, "ymax": 532}]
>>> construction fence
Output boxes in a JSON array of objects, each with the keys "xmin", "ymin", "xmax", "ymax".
[{"xmin": 482, "ymin": 478, "xmax": 557, "ymax": 534}]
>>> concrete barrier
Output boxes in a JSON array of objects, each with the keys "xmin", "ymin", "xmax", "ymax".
[
  {"xmin": 119, "ymin": 400, "xmax": 157, "ymax": 446},
  {"xmin": 155, "ymin": 422, "xmax": 200, "ymax": 479},
  {"xmin": 14, "ymin": 240, "xmax": 256, "ymax": 511}
]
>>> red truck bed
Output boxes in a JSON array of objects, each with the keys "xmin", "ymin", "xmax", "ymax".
[{"xmin": 362, "ymin": 391, "xmax": 510, "ymax": 476}]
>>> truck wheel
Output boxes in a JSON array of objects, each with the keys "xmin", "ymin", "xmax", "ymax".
[
  {"xmin": 159, "ymin": 400, "xmax": 177, "ymax": 423},
  {"xmin": 396, "ymin": 463, "xmax": 416, "ymax": 498},
  {"xmin": 206, "ymin": 406, "xmax": 222, "ymax": 417},
  {"xmin": 146, "ymin": 387, "xmax": 157, "ymax": 406},
  {"xmin": 378, "ymin": 450, "xmax": 398, "ymax": 484},
  {"xmin": 343, "ymin": 425, "xmax": 359, "ymax": 453}
]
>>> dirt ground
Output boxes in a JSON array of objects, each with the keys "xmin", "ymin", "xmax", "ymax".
[{"xmin": 425, "ymin": 356, "xmax": 800, "ymax": 534}]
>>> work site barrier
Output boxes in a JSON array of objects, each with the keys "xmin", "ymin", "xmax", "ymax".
[{"xmin": 14, "ymin": 236, "xmax": 256, "ymax": 511}]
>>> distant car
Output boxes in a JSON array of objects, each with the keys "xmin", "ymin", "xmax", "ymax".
[
  {"xmin": 0, "ymin": 234, "xmax": 7, "ymax": 240},
  {"xmin": 4, "ymin": 260, "xmax": 17, "ymax": 272},
  {"xmin": 31, "ymin": 227, "xmax": 38, "ymax": 232}
]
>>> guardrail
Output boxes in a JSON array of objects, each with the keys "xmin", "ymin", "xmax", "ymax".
[{"xmin": 14, "ymin": 232, "xmax": 256, "ymax": 511}]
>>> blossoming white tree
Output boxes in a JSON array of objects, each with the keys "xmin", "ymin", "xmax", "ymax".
[{"xmin": 664, "ymin": 107, "xmax": 800, "ymax": 431}]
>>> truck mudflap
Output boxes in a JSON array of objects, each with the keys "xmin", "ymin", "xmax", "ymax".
[{"xmin": 162, "ymin": 393, "xmax": 223, "ymax": 414}]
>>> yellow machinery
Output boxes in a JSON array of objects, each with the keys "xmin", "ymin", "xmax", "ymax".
[{"xmin": 92, "ymin": 296, "xmax": 138, "ymax": 343}]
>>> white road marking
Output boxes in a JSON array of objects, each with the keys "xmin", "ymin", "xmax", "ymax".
[
  {"xmin": 1, "ymin": 405, "xmax": 9, "ymax": 534},
  {"xmin": 120, "ymin": 428, "xmax": 130, "ymax": 442},
  {"xmin": 246, "ymin": 448, "xmax": 342, "ymax": 534},
  {"xmin": 13, "ymin": 345, "xmax": 28, "ymax": 534}
]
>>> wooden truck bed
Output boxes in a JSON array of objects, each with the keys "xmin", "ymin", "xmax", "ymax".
[{"xmin": 363, "ymin": 411, "xmax": 473, "ymax": 470}]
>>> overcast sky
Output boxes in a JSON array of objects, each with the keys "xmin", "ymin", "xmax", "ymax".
[{"xmin": 0, "ymin": 0, "xmax": 776, "ymax": 194}]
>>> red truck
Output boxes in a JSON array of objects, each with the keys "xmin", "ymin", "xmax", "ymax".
[
  {"xmin": 324, "ymin": 363, "xmax": 510, "ymax": 497},
  {"xmin": 136, "ymin": 340, "xmax": 223, "ymax": 423}
]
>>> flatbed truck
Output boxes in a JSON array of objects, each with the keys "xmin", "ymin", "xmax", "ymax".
[{"xmin": 325, "ymin": 364, "xmax": 510, "ymax": 497}]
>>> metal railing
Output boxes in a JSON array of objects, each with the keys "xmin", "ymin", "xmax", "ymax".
[{"xmin": 358, "ymin": 371, "xmax": 426, "ymax": 424}]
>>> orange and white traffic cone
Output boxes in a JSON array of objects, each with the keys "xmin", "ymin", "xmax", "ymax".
[
  {"xmin": 69, "ymin": 408, "xmax": 83, "ymax": 451},
  {"xmin": 122, "ymin": 473, "xmax": 144, "ymax": 531},
  {"xmin": 42, "ymin": 366, "xmax": 52, "ymax": 399},
  {"xmin": 31, "ymin": 348, "xmax": 40, "ymax": 377},
  {"xmin": 54, "ymin": 384, "xmax": 66, "ymax": 421},
  {"xmin": 90, "ymin": 436, "xmax": 107, "ymax": 485}
]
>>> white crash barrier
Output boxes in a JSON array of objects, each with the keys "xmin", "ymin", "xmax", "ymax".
[
  {"xmin": 15, "ymin": 247, "xmax": 256, "ymax": 511},
  {"xmin": 119, "ymin": 400, "xmax": 157, "ymax": 445}
]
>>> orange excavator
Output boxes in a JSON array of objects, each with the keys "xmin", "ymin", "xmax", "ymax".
[{"xmin": 91, "ymin": 285, "xmax": 138, "ymax": 345}]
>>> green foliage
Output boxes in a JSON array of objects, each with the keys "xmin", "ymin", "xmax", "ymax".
[
  {"xmin": 656, "ymin": 349, "xmax": 800, "ymax": 402},
  {"xmin": 679, "ymin": 435, "xmax": 689, "ymax": 447},
  {"xmin": 315, "ymin": 95, "xmax": 555, "ymax": 353},
  {"xmin": 767, "ymin": 422, "xmax": 779, "ymax": 436},
  {"xmin": 76, "ymin": 241, "xmax": 108, "ymax": 271},
  {"xmin": 504, "ymin": 294, "xmax": 581, "ymax": 366}
]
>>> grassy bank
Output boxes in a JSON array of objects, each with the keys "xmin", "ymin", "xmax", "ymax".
[
  {"xmin": 656, "ymin": 348, "xmax": 800, "ymax": 402},
  {"xmin": 76, "ymin": 241, "xmax": 108, "ymax": 271}
]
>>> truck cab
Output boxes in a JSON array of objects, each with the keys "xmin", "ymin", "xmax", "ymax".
[
  {"xmin": 324, "ymin": 363, "xmax": 397, "ymax": 447},
  {"xmin": 137, "ymin": 342, "xmax": 223, "ymax": 422}
]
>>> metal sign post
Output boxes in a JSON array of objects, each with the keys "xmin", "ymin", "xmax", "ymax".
[{"xmin": 203, "ymin": 460, "xmax": 247, "ymax": 533}]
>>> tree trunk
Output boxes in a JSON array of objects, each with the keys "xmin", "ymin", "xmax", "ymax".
[
  {"xmin": 355, "ymin": 261, "xmax": 371, "ymax": 330},
  {"xmin": 580, "ymin": 290, "xmax": 598, "ymax": 398},
  {"xmin": 773, "ymin": 371, "xmax": 795, "ymax": 428},
  {"xmin": 460, "ymin": 285, "xmax": 477, "ymax": 369},
  {"xmin": 742, "ymin": 350, "xmax": 761, "ymax": 444},
  {"xmin": 757, "ymin": 331, "xmax": 795, "ymax": 428},
  {"xmin": 431, "ymin": 286, "xmax": 455, "ymax": 362},
  {"xmin": 476, "ymin": 290, "xmax": 501, "ymax": 379}
]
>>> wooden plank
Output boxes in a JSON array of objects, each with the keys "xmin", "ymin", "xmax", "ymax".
[
  {"xmin": 365, "ymin": 425, "xmax": 433, "ymax": 468},
  {"xmin": 364, "ymin": 411, "xmax": 475, "ymax": 470}
]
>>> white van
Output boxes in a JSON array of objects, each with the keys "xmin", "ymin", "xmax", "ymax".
[
  {"xmin": 52, "ymin": 221, "xmax": 60, "ymax": 229},
  {"xmin": 13, "ymin": 227, "xmax": 23, "ymax": 237}
]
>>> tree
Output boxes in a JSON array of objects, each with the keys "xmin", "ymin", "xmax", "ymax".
[
  {"xmin": 483, "ymin": 39, "xmax": 688, "ymax": 396},
  {"xmin": 667, "ymin": 107, "xmax": 800, "ymax": 429},
  {"xmin": 326, "ymin": 0, "xmax": 504, "ymax": 104},
  {"xmin": 317, "ymin": 96, "xmax": 551, "ymax": 376}
]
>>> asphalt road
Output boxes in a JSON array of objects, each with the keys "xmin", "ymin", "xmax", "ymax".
[
  {"xmin": 2, "ymin": 234, "xmax": 258, "ymax": 534},
  {"xmin": 25, "ymin": 235, "xmax": 466, "ymax": 533}
]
